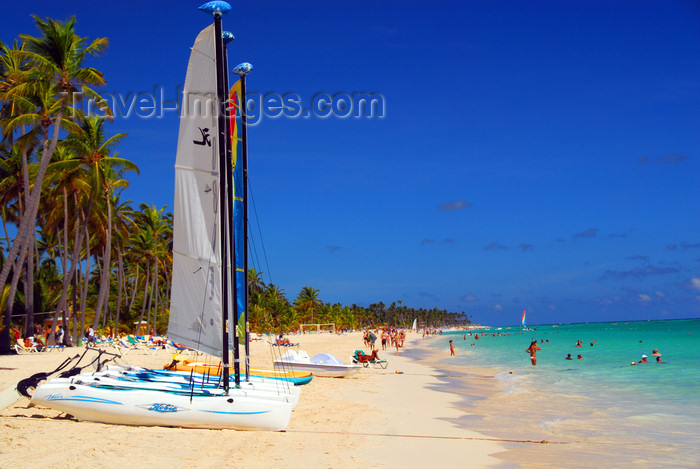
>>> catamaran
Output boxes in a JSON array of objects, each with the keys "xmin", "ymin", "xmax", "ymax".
[{"xmin": 31, "ymin": 1, "xmax": 294, "ymax": 430}]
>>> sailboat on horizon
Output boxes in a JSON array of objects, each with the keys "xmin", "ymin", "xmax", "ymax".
[
  {"xmin": 521, "ymin": 309, "xmax": 530, "ymax": 331},
  {"xmin": 30, "ymin": 2, "xmax": 294, "ymax": 430}
]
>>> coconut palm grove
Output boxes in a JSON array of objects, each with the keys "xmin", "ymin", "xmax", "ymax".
[{"xmin": 0, "ymin": 16, "xmax": 471, "ymax": 352}]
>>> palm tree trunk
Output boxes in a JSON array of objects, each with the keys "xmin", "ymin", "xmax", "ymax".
[
  {"xmin": 53, "ymin": 196, "xmax": 93, "ymax": 344},
  {"xmin": 70, "ymin": 270, "xmax": 78, "ymax": 346},
  {"xmin": 153, "ymin": 261, "xmax": 159, "ymax": 329},
  {"xmin": 127, "ymin": 264, "xmax": 139, "ymax": 314},
  {"xmin": 79, "ymin": 230, "xmax": 91, "ymax": 343},
  {"xmin": 114, "ymin": 251, "xmax": 124, "ymax": 338},
  {"xmin": 136, "ymin": 263, "xmax": 150, "ymax": 336},
  {"xmin": 93, "ymin": 193, "xmax": 113, "ymax": 329},
  {"xmin": 24, "ymin": 139, "xmax": 36, "ymax": 334},
  {"xmin": 24, "ymin": 234, "xmax": 35, "ymax": 339},
  {"xmin": 145, "ymin": 263, "xmax": 156, "ymax": 335},
  {"xmin": 0, "ymin": 111, "xmax": 63, "ymax": 351}
]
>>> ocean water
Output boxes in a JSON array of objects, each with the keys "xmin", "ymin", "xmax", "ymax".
[{"xmin": 423, "ymin": 319, "xmax": 700, "ymax": 468}]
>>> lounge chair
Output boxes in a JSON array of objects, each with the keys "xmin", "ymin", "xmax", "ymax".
[
  {"xmin": 169, "ymin": 341, "xmax": 197, "ymax": 355},
  {"xmin": 14, "ymin": 340, "xmax": 37, "ymax": 353},
  {"xmin": 33, "ymin": 336, "xmax": 51, "ymax": 352},
  {"xmin": 351, "ymin": 349, "xmax": 389, "ymax": 369},
  {"xmin": 44, "ymin": 344, "xmax": 66, "ymax": 352},
  {"xmin": 126, "ymin": 335, "xmax": 159, "ymax": 355},
  {"xmin": 113, "ymin": 339, "xmax": 136, "ymax": 356}
]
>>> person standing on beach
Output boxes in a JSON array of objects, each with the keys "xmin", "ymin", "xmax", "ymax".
[
  {"xmin": 391, "ymin": 329, "xmax": 400, "ymax": 355},
  {"xmin": 449, "ymin": 340, "xmax": 455, "ymax": 356},
  {"xmin": 526, "ymin": 340, "xmax": 541, "ymax": 366},
  {"xmin": 368, "ymin": 331, "xmax": 377, "ymax": 350}
]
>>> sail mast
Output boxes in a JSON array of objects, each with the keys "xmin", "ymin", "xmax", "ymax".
[
  {"xmin": 222, "ymin": 32, "xmax": 242, "ymax": 388},
  {"xmin": 233, "ymin": 62, "xmax": 253, "ymax": 381},
  {"xmin": 200, "ymin": 0, "xmax": 233, "ymax": 392}
]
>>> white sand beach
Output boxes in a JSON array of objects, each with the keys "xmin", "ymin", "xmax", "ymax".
[{"xmin": 0, "ymin": 331, "xmax": 506, "ymax": 468}]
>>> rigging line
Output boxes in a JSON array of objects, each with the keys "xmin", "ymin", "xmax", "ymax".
[
  {"xmin": 285, "ymin": 429, "xmax": 569, "ymax": 445},
  {"xmin": 247, "ymin": 180, "xmax": 272, "ymax": 284},
  {"xmin": 246, "ymin": 190, "xmax": 263, "ymax": 281},
  {"xmin": 248, "ymin": 223, "xmax": 261, "ymax": 274}
]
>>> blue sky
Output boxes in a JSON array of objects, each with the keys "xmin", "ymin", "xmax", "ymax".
[{"xmin": 3, "ymin": 1, "xmax": 699, "ymax": 326}]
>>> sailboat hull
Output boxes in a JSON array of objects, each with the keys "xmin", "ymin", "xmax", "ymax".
[
  {"xmin": 167, "ymin": 360, "xmax": 313, "ymax": 385},
  {"xmin": 31, "ymin": 378, "xmax": 292, "ymax": 431},
  {"xmin": 273, "ymin": 361, "xmax": 361, "ymax": 378},
  {"xmin": 98, "ymin": 365, "xmax": 301, "ymax": 408},
  {"xmin": 273, "ymin": 350, "xmax": 361, "ymax": 378}
]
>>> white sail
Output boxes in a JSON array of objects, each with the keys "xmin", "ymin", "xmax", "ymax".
[{"xmin": 168, "ymin": 24, "xmax": 223, "ymax": 357}]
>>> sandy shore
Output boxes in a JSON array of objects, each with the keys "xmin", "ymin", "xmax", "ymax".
[{"xmin": 0, "ymin": 331, "xmax": 505, "ymax": 468}]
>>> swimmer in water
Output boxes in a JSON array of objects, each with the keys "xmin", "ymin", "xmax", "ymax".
[{"xmin": 526, "ymin": 340, "xmax": 541, "ymax": 366}]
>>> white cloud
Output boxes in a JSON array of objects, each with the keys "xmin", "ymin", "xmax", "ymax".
[
  {"xmin": 691, "ymin": 277, "xmax": 700, "ymax": 290},
  {"xmin": 639, "ymin": 294, "xmax": 652, "ymax": 302}
]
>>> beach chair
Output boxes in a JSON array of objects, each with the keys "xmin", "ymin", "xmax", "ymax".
[
  {"xmin": 44, "ymin": 344, "xmax": 66, "ymax": 352},
  {"xmin": 351, "ymin": 350, "xmax": 389, "ymax": 369},
  {"xmin": 169, "ymin": 341, "xmax": 196, "ymax": 355},
  {"xmin": 34, "ymin": 336, "xmax": 50, "ymax": 352},
  {"xmin": 126, "ymin": 335, "xmax": 159, "ymax": 355},
  {"xmin": 14, "ymin": 340, "xmax": 37, "ymax": 354},
  {"xmin": 113, "ymin": 339, "xmax": 136, "ymax": 356}
]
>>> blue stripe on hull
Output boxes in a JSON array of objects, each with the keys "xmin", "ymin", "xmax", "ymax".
[
  {"xmin": 47, "ymin": 396, "xmax": 123, "ymax": 405},
  {"xmin": 201, "ymin": 409, "xmax": 270, "ymax": 415}
]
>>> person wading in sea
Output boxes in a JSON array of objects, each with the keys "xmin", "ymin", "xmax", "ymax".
[{"xmin": 526, "ymin": 340, "xmax": 541, "ymax": 366}]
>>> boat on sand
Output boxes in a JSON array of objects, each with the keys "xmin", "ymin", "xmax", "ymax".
[{"xmin": 274, "ymin": 350, "xmax": 361, "ymax": 378}]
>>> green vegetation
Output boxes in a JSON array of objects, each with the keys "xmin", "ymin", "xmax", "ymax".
[{"xmin": 0, "ymin": 17, "xmax": 470, "ymax": 352}]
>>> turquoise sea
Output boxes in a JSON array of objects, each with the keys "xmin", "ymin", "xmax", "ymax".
[{"xmin": 421, "ymin": 319, "xmax": 700, "ymax": 468}]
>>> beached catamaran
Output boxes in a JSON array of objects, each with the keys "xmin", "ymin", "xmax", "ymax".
[{"xmin": 30, "ymin": 1, "xmax": 294, "ymax": 430}]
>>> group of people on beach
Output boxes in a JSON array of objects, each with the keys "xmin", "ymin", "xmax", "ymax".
[
  {"xmin": 363, "ymin": 328, "xmax": 404, "ymax": 355},
  {"xmin": 11, "ymin": 323, "xmax": 67, "ymax": 350}
]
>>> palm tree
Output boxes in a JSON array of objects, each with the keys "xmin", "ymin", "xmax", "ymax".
[
  {"xmin": 294, "ymin": 286, "xmax": 322, "ymax": 325},
  {"xmin": 248, "ymin": 268, "xmax": 265, "ymax": 295},
  {"xmin": 109, "ymin": 195, "xmax": 135, "ymax": 337},
  {"xmin": 129, "ymin": 204, "xmax": 170, "ymax": 334},
  {"xmin": 46, "ymin": 115, "xmax": 130, "ymax": 338},
  {"xmin": 42, "ymin": 144, "xmax": 88, "ymax": 343},
  {"xmin": 91, "ymin": 162, "xmax": 137, "ymax": 329},
  {"xmin": 0, "ymin": 16, "xmax": 108, "ymax": 351}
]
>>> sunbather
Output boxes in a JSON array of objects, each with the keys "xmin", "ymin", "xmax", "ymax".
[
  {"xmin": 276, "ymin": 334, "xmax": 291, "ymax": 345},
  {"xmin": 356, "ymin": 350, "xmax": 380, "ymax": 363},
  {"xmin": 275, "ymin": 333, "xmax": 299, "ymax": 346}
]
